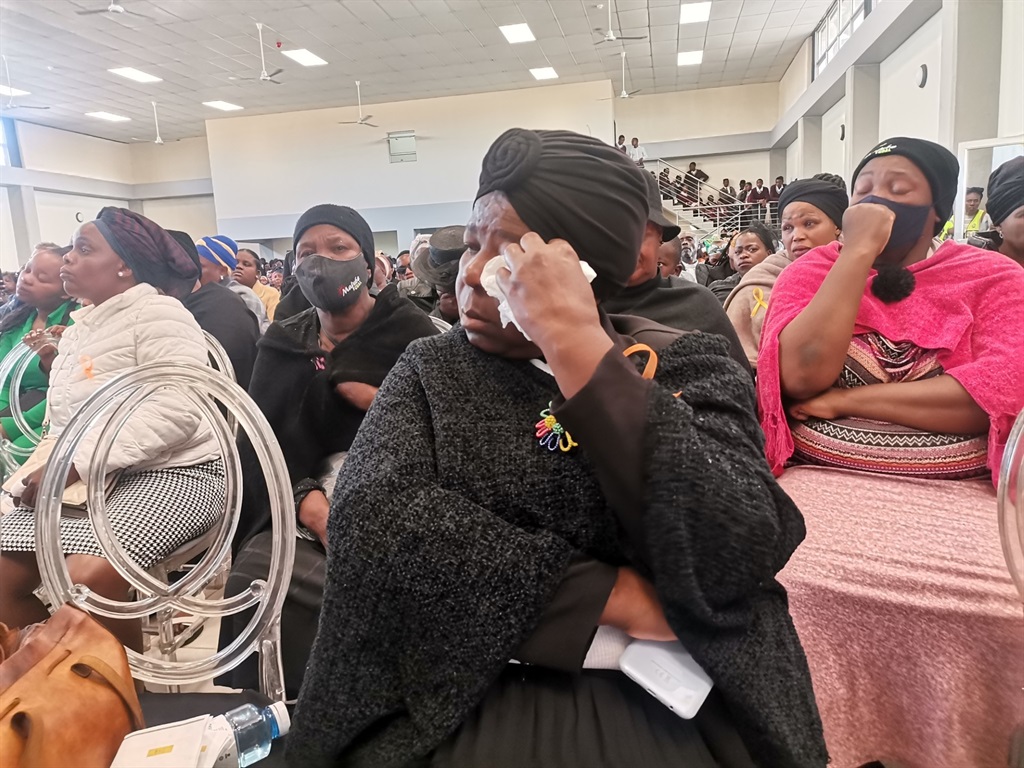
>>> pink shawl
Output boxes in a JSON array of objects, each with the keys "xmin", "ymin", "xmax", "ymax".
[{"xmin": 756, "ymin": 240, "xmax": 1024, "ymax": 483}]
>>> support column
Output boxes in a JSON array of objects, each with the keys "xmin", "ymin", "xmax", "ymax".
[
  {"xmin": 769, "ymin": 148, "xmax": 787, "ymax": 182},
  {"xmin": 6, "ymin": 186, "xmax": 40, "ymax": 266},
  {"xmin": 843, "ymin": 64, "xmax": 880, "ymax": 180},
  {"xmin": 796, "ymin": 116, "xmax": 822, "ymax": 178},
  {"xmin": 937, "ymin": 0, "xmax": 1002, "ymax": 152}
]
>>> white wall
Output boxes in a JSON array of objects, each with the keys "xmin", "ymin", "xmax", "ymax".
[
  {"xmin": 141, "ymin": 196, "xmax": 217, "ymax": 238},
  {"xmin": 821, "ymin": 98, "xmax": 847, "ymax": 176},
  {"xmin": 999, "ymin": 0, "xmax": 1024, "ymax": 137},
  {"xmin": 779, "ymin": 38, "xmax": 812, "ymax": 116},
  {"xmin": 0, "ymin": 188, "xmax": 16, "ymax": 271},
  {"xmin": 664, "ymin": 151, "xmax": 771, "ymax": 190},
  {"xmin": 35, "ymin": 191, "xmax": 129, "ymax": 245},
  {"xmin": 374, "ymin": 231, "xmax": 400, "ymax": 257},
  {"xmin": 615, "ymin": 83, "xmax": 779, "ymax": 143},
  {"xmin": 878, "ymin": 13, "xmax": 943, "ymax": 142},
  {"xmin": 131, "ymin": 137, "xmax": 211, "ymax": 184},
  {"xmin": 206, "ymin": 81, "xmax": 614, "ymax": 234},
  {"xmin": 16, "ymin": 122, "xmax": 134, "ymax": 183}
]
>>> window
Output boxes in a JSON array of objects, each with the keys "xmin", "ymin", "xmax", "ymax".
[
  {"xmin": 0, "ymin": 119, "xmax": 8, "ymax": 166},
  {"xmin": 813, "ymin": 0, "xmax": 871, "ymax": 79},
  {"xmin": 387, "ymin": 130, "xmax": 417, "ymax": 164}
]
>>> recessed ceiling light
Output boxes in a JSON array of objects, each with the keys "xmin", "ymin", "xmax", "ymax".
[
  {"xmin": 530, "ymin": 67, "xmax": 558, "ymax": 80},
  {"xmin": 281, "ymin": 49, "xmax": 327, "ymax": 67},
  {"xmin": 109, "ymin": 67, "xmax": 162, "ymax": 83},
  {"xmin": 0, "ymin": 84, "xmax": 29, "ymax": 97},
  {"xmin": 500, "ymin": 23, "xmax": 535, "ymax": 44},
  {"xmin": 86, "ymin": 111, "xmax": 131, "ymax": 122},
  {"xmin": 203, "ymin": 100, "xmax": 243, "ymax": 111},
  {"xmin": 679, "ymin": 2, "xmax": 712, "ymax": 24},
  {"xmin": 677, "ymin": 50, "xmax": 704, "ymax": 66}
]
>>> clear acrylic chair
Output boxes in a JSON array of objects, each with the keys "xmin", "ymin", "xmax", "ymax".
[
  {"xmin": 0, "ymin": 340, "xmax": 53, "ymax": 482},
  {"xmin": 34, "ymin": 362, "xmax": 295, "ymax": 701},
  {"xmin": 998, "ymin": 408, "xmax": 1024, "ymax": 602}
]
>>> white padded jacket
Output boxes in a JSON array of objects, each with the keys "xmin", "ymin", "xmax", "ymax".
[{"xmin": 46, "ymin": 283, "xmax": 220, "ymax": 480}]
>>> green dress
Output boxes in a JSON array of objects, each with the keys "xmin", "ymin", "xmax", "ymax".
[{"xmin": 0, "ymin": 301, "xmax": 77, "ymax": 465}]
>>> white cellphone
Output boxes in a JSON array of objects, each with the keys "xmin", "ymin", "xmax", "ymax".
[{"xmin": 618, "ymin": 639, "xmax": 714, "ymax": 719}]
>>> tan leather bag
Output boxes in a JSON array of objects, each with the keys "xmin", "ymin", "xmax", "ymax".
[{"xmin": 0, "ymin": 604, "xmax": 144, "ymax": 768}]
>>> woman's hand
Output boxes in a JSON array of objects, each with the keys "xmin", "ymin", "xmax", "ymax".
[
  {"xmin": 789, "ymin": 388, "xmax": 847, "ymax": 421},
  {"xmin": 19, "ymin": 463, "xmax": 80, "ymax": 508},
  {"xmin": 600, "ymin": 567, "xmax": 677, "ymax": 642},
  {"xmin": 840, "ymin": 202, "xmax": 895, "ymax": 261},
  {"xmin": 335, "ymin": 382, "xmax": 378, "ymax": 412},
  {"xmin": 23, "ymin": 326, "xmax": 64, "ymax": 375},
  {"xmin": 298, "ymin": 490, "xmax": 330, "ymax": 550},
  {"xmin": 495, "ymin": 233, "xmax": 602, "ymax": 352}
]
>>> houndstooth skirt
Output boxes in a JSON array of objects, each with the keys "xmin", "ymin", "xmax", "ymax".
[{"xmin": 0, "ymin": 461, "xmax": 225, "ymax": 570}]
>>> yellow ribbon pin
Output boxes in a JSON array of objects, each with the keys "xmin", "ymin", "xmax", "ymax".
[{"xmin": 750, "ymin": 287, "xmax": 768, "ymax": 319}]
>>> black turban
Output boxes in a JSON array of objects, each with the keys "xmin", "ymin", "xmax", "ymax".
[
  {"xmin": 292, "ymin": 203, "xmax": 375, "ymax": 275},
  {"xmin": 987, "ymin": 156, "xmax": 1024, "ymax": 226},
  {"xmin": 778, "ymin": 178, "xmax": 849, "ymax": 229},
  {"xmin": 851, "ymin": 137, "xmax": 959, "ymax": 235},
  {"xmin": 475, "ymin": 128, "xmax": 648, "ymax": 299},
  {"xmin": 93, "ymin": 207, "xmax": 200, "ymax": 293},
  {"xmin": 164, "ymin": 229, "xmax": 203, "ymax": 300}
]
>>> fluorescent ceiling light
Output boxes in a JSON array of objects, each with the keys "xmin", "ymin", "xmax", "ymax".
[
  {"xmin": 500, "ymin": 23, "xmax": 535, "ymax": 43},
  {"xmin": 203, "ymin": 100, "xmax": 243, "ymax": 111},
  {"xmin": 0, "ymin": 84, "xmax": 29, "ymax": 97},
  {"xmin": 86, "ymin": 111, "xmax": 131, "ymax": 122},
  {"xmin": 679, "ymin": 2, "xmax": 712, "ymax": 24},
  {"xmin": 530, "ymin": 67, "xmax": 558, "ymax": 80},
  {"xmin": 281, "ymin": 49, "xmax": 327, "ymax": 67},
  {"xmin": 677, "ymin": 50, "xmax": 704, "ymax": 66},
  {"xmin": 108, "ymin": 67, "xmax": 162, "ymax": 83}
]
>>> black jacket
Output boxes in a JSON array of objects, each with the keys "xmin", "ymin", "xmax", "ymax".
[
  {"xmin": 182, "ymin": 282, "xmax": 259, "ymax": 389},
  {"xmin": 233, "ymin": 284, "xmax": 439, "ymax": 550}
]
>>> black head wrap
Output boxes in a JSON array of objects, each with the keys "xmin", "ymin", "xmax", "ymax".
[
  {"xmin": 164, "ymin": 229, "xmax": 203, "ymax": 300},
  {"xmin": 778, "ymin": 178, "xmax": 849, "ymax": 229},
  {"xmin": 475, "ymin": 128, "xmax": 648, "ymax": 299},
  {"xmin": 851, "ymin": 137, "xmax": 959, "ymax": 235},
  {"xmin": 92, "ymin": 207, "xmax": 200, "ymax": 293},
  {"xmin": 987, "ymin": 156, "xmax": 1024, "ymax": 226},
  {"xmin": 292, "ymin": 204, "xmax": 375, "ymax": 275},
  {"xmin": 413, "ymin": 225, "xmax": 466, "ymax": 293}
]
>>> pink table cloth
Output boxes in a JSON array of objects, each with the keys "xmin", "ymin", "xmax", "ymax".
[{"xmin": 778, "ymin": 466, "xmax": 1023, "ymax": 768}]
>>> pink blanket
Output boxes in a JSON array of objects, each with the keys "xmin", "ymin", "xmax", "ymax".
[
  {"xmin": 757, "ymin": 240, "xmax": 1024, "ymax": 483},
  {"xmin": 778, "ymin": 466, "xmax": 1023, "ymax": 767}
]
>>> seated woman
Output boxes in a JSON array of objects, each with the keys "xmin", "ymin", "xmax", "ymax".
[
  {"xmin": 708, "ymin": 222, "xmax": 773, "ymax": 303},
  {"xmin": 985, "ymin": 156, "xmax": 1024, "ymax": 266},
  {"xmin": 758, "ymin": 137, "xmax": 1024, "ymax": 482},
  {"xmin": 288, "ymin": 129, "xmax": 826, "ymax": 767},
  {"xmin": 219, "ymin": 203, "xmax": 439, "ymax": 696},
  {"xmin": 0, "ymin": 243, "xmax": 78, "ymax": 464},
  {"xmin": 0, "ymin": 207, "xmax": 223, "ymax": 650},
  {"xmin": 725, "ymin": 177, "xmax": 848, "ymax": 368}
]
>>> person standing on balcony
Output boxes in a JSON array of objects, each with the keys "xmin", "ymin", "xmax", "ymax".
[
  {"xmin": 616, "ymin": 134, "xmax": 627, "ymax": 154},
  {"xmin": 769, "ymin": 176, "xmax": 787, "ymax": 225},
  {"xmin": 684, "ymin": 161, "xmax": 708, "ymax": 202},
  {"xmin": 720, "ymin": 178, "xmax": 737, "ymax": 203},
  {"xmin": 627, "ymin": 137, "xmax": 647, "ymax": 167},
  {"xmin": 748, "ymin": 179, "xmax": 772, "ymax": 226}
]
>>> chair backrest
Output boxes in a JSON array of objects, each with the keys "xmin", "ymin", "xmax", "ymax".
[
  {"xmin": 999, "ymin": 408, "xmax": 1024, "ymax": 601},
  {"xmin": 34, "ymin": 362, "xmax": 295, "ymax": 698},
  {"xmin": 202, "ymin": 331, "xmax": 236, "ymax": 384}
]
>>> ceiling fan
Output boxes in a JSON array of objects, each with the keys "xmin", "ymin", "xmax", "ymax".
[
  {"xmin": 237, "ymin": 23, "xmax": 283, "ymax": 84},
  {"xmin": 1, "ymin": 56, "xmax": 50, "ymax": 111},
  {"xmin": 338, "ymin": 81, "xmax": 378, "ymax": 127},
  {"xmin": 600, "ymin": 52, "xmax": 641, "ymax": 100},
  {"xmin": 150, "ymin": 101, "xmax": 163, "ymax": 144},
  {"xmin": 76, "ymin": 2, "xmax": 151, "ymax": 19},
  {"xmin": 595, "ymin": 0, "xmax": 647, "ymax": 45}
]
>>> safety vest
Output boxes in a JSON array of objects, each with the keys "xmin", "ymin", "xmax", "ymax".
[{"xmin": 941, "ymin": 209, "xmax": 987, "ymax": 240}]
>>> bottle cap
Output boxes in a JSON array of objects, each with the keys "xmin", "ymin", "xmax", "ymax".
[{"xmin": 269, "ymin": 701, "xmax": 291, "ymax": 737}]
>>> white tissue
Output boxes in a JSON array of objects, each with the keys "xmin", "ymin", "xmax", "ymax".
[{"xmin": 479, "ymin": 256, "xmax": 597, "ymax": 341}]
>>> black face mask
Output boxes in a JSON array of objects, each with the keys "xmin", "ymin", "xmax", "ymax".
[
  {"xmin": 294, "ymin": 254, "xmax": 368, "ymax": 312},
  {"xmin": 857, "ymin": 194, "xmax": 932, "ymax": 266}
]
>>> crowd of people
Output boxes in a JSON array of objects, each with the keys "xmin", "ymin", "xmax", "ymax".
[{"xmin": 0, "ymin": 126, "xmax": 1021, "ymax": 767}]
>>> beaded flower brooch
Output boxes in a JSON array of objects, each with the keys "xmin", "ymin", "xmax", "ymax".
[{"xmin": 535, "ymin": 404, "xmax": 578, "ymax": 453}]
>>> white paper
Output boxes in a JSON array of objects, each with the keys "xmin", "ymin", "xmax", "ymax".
[
  {"xmin": 479, "ymin": 256, "xmax": 597, "ymax": 341},
  {"xmin": 198, "ymin": 715, "xmax": 238, "ymax": 768},
  {"xmin": 111, "ymin": 715, "xmax": 210, "ymax": 768}
]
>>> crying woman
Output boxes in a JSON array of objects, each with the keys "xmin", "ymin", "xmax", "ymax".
[{"xmin": 756, "ymin": 137, "xmax": 1024, "ymax": 483}]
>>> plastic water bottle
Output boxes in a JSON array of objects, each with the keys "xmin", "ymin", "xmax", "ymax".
[{"xmin": 224, "ymin": 701, "xmax": 291, "ymax": 766}]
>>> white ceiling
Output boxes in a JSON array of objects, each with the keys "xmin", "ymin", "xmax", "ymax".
[{"xmin": 0, "ymin": 0, "xmax": 829, "ymax": 143}]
